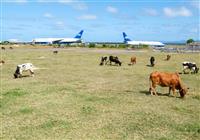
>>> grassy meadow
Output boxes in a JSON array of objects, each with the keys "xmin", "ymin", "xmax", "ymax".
[{"xmin": 1, "ymin": 45, "xmax": 200, "ymax": 140}]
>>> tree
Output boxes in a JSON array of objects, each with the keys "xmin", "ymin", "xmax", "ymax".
[{"xmin": 186, "ymin": 38, "xmax": 194, "ymax": 44}]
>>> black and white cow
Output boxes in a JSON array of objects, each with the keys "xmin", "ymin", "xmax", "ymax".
[
  {"xmin": 107, "ymin": 55, "xmax": 122, "ymax": 66},
  {"xmin": 99, "ymin": 56, "xmax": 108, "ymax": 65},
  {"xmin": 182, "ymin": 62, "xmax": 199, "ymax": 74},
  {"xmin": 14, "ymin": 63, "xmax": 35, "ymax": 78}
]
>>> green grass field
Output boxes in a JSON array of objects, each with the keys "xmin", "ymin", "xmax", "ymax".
[{"xmin": 1, "ymin": 46, "xmax": 200, "ymax": 140}]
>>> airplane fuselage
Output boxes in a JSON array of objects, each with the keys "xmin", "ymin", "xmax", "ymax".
[{"xmin": 126, "ymin": 40, "xmax": 164, "ymax": 47}]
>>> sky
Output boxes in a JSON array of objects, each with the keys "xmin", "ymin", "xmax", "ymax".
[{"xmin": 1, "ymin": 0, "xmax": 200, "ymax": 42}]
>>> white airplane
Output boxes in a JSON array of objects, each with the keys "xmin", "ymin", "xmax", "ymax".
[
  {"xmin": 123, "ymin": 32, "xmax": 165, "ymax": 47},
  {"xmin": 32, "ymin": 30, "xmax": 84, "ymax": 44}
]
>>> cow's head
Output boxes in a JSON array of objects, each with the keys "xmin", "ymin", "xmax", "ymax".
[
  {"xmin": 14, "ymin": 73, "xmax": 19, "ymax": 78},
  {"xmin": 14, "ymin": 66, "xmax": 20, "ymax": 78},
  {"xmin": 179, "ymin": 87, "xmax": 189, "ymax": 98},
  {"xmin": 118, "ymin": 61, "xmax": 122, "ymax": 66}
]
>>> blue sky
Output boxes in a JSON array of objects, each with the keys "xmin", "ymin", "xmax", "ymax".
[{"xmin": 1, "ymin": 0, "xmax": 199, "ymax": 42}]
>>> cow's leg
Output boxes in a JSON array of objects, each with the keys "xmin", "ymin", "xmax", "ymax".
[
  {"xmin": 29, "ymin": 69, "xmax": 34, "ymax": 77},
  {"xmin": 19, "ymin": 69, "xmax": 23, "ymax": 78},
  {"xmin": 151, "ymin": 84, "xmax": 157, "ymax": 96},
  {"xmin": 153, "ymin": 84, "xmax": 158, "ymax": 95},
  {"xmin": 149, "ymin": 87, "xmax": 154, "ymax": 95},
  {"xmin": 149, "ymin": 84, "xmax": 153, "ymax": 95},
  {"xmin": 168, "ymin": 87, "xmax": 172, "ymax": 96},
  {"xmin": 105, "ymin": 60, "xmax": 108, "ymax": 65},
  {"xmin": 171, "ymin": 86, "xmax": 176, "ymax": 96}
]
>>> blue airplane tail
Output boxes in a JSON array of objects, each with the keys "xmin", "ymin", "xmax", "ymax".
[
  {"xmin": 123, "ymin": 32, "xmax": 131, "ymax": 43},
  {"xmin": 74, "ymin": 30, "xmax": 84, "ymax": 39}
]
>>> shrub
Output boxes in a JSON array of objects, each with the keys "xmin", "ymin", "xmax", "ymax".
[
  {"xmin": 88, "ymin": 43, "xmax": 96, "ymax": 48},
  {"xmin": 118, "ymin": 44, "xmax": 128, "ymax": 48}
]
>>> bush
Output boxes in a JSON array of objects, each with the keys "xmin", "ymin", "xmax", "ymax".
[
  {"xmin": 102, "ymin": 44, "xmax": 107, "ymax": 48},
  {"xmin": 88, "ymin": 43, "xmax": 96, "ymax": 48},
  {"xmin": 118, "ymin": 44, "xmax": 128, "ymax": 48},
  {"xmin": 130, "ymin": 44, "xmax": 149, "ymax": 49}
]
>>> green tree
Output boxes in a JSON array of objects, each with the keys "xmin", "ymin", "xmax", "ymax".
[
  {"xmin": 186, "ymin": 38, "xmax": 194, "ymax": 44},
  {"xmin": 88, "ymin": 43, "xmax": 95, "ymax": 48}
]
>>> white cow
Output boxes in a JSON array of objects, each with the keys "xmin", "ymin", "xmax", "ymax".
[{"xmin": 14, "ymin": 63, "xmax": 35, "ymax": 78}]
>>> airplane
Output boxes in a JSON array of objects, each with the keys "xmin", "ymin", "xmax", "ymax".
[
  {"xmin": 122, "ymin": 32, "xmax": 165, "ymax": 47},
  {"xmin": 32, "ymin": 30, "xmax": 84, "ymax": 45}
]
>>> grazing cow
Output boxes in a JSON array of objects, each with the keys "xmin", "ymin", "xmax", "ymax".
[
  {"xmin": 107, "ymin": 55, "xmax": 122, "ymax": 66},
  {"xmin": 14, "ymin": 63, "xmax": 35, "ymax": 78},
  {"xmin": 149, "ymin": 71, "xmax": 188, "ymax": 98},
  {"xmin": 9, "ymin": 47, "xmax": 13, "ymax": 49},
  {"xmin": 99, "ymin": 56, "xmax": 107, "ymax": 65},
  {"xmin": 182, "ymin": 62, "xmax": 199, "ymax": 74},
  {"xmin": 53, "ymin": 50, "xmax": 58, "ymax": 54},
  {"xmin": 0, "ymin": 60, "xmax": 5, "ymax": 65},
  {"xmin": 165, "ymin": 55, "xmax": 171, "ymax": 61},
  {"xmin": 1, "ymin": 47, "xmax": 5, "ymax": 50},
  {"xmin": 150, "ymin": 56, "xmax": 155, "ymax": 67},
  {"xmin": 129, "ymin": 56, "xmax": 136, "ymax": 65}
]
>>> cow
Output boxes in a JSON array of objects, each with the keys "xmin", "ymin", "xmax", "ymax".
[
  {"xmin": 182, "ymin": 62, "xmax": 199, "ymax": 74},
  {"xmin": 150, "ymin": 56, "xmax": 155, "ymax": 67},
  {"xmin": 149, "ymin": 71, "xmax": 188, "ymax": 98},
  {"xmin": 1, "ymin": 47, "xmax": 5, "ymax": 50},
  {"xmin": 53, "ymin": 50, "xmax": 58, "ymax": 54},
  {"xmin": 107, "ymin": 55, "xmax": 122, "ymax": 66},
  {"xmin": 9, "ymin": 47, "xmax": 13, "ymax": 49},
  {"xmin": 0, "ymin": 60, "xmax": 5, "ymax": 65},
  {"xmin": 99, "ymin": 56, "xmax": 107, "ymax": 65},
  {"xmin": 14, "ymin": 63, "xmax": 35, "ymax": 78},
  {"xmin": 129, "ymin": 56, "xmax": 136, "ymax": 65},
  {"xmin": 165, "ymin": 55, "xmax": 171, "ymax": 61}
]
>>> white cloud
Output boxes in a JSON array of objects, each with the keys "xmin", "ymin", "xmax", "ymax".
[
  {"xmin": 163, "ymin": 7, "xmax": 192, "ymax": 17},
  {"xmin": 144, "ymin": 8, "xmax": 158, "ymax": 16},
  {"xmin": 54, "ymin": 21, "xmax": 65, "ymax": 29},
  {"xmin": 43, "ymin": 13, "xmax": 53, "ymax": 18},
  {"xmin": 73, "ymin": 3, "xmax": 88, "ymax": 10},
  {"xmin": 77, "ymin": 14, "xmax": 97, "ymax": 20},
  {"xmin": 107, "ymin": 6, "xmax": 118, "ymax": 14},
  {"xmin": 56, "ymin": 21, "xmax": 64, "ymax": 26},
  {"xmin": 58, "ymin": 0, "xmax": 88, "ymax": 10},
  {"xmin": 58, "ymin": 0, "xmax": 74, "ymax": 3}
]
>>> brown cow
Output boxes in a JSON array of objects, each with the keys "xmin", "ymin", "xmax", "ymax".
[
  {"xmin": 129, "ymin": 56, "xmax": 136, "ymax": 65},
  {"xmin": 149, "ymin": 71, "xmax": 188, "ymax": 98},
  {"xmin": 53, "ymin": 50, "xmax": 58, "ymax": 54}
]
